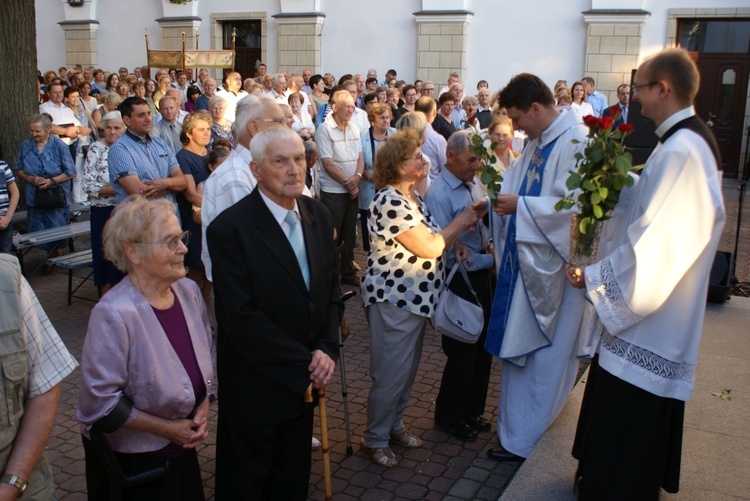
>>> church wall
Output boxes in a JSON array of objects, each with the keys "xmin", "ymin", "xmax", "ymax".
[{"xmin": 34, "ymin": 0, "xmax": 750, "ymax": 90}]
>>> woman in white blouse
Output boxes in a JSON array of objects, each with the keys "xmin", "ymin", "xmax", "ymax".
[
  {"xmin": 570, "ymin": 81, "xmax": 594, "ymax": 120},
  {"xmin": 82, "ymin": 111, "xmax": 126, "ymax": 295},
  {"xmin": 359, "ymin": 129, "xmax": 482, "ymax": 468},
  {"xmin": 288, "ymin": 92, "xmax": 315, "ymax": 141}
]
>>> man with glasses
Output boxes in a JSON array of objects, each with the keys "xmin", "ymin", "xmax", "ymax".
[
  {"xmin": 420, "ymin": 80, "xmax": 436, "ymax": 100},
  {"xmin": 201, "ymin": 93, "xmax": 288, "ymax": 281},
  {"xmin": 315, "ymin": 91, "xmax": 365, "ymax": 287},
  {"xmin": 568, "ymin": 47, "xmax": 725, "ymax": 500}
]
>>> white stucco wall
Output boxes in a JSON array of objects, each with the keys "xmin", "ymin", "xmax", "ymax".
[
  {"xmin": 464, "ymin": 0, "xmax": 590, "ymax": 92},
  {"xmin": 318, "ymin": 0, "xmax": 421, "ymax": 84},
  {"xmin": 35, "ymin": 0, "xmax": 750, "ymax": 92},
  {"xmin": 36, "ymin": 0, "xmax": 67, "ymax": 71}
]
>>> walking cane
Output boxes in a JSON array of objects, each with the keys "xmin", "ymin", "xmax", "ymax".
[{"xmin": 306, "ymin": 385, "xmax": 333, "ymax": 500}]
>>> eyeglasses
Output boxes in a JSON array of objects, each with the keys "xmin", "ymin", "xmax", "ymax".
[
  {"xmin": 632, "ymin": 81, "xmax": 659, "ymax": 95},
  {"xmin": 422, "ymin": 88, "xmax": 435, "ymax": 92},
  {"xmin": 254, "ymin": 118, "xmax": 286, "ymax": 123},
  {"xmin": 410, "ymin": 151, "xmax": 427, "ymax": 162},
  {"xmin": 136, "ymin": 231, "xmax": 189, "ymax": 251}
]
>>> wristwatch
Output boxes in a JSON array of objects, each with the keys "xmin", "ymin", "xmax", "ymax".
[{"xmin": 1, "ymin": 474, "xmax": 28, "ymax": 497}]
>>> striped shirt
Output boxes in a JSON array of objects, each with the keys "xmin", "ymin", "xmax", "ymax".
[
  {"xmin": 0, "ymin": 161, "xmax": 15, "ymax": 215},
  {"xmin": 107, "ymin": 130, "xmax": 181, "ymax": 205}
]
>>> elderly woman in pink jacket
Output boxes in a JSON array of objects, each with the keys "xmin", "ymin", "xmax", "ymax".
[{"xmin": 77, "ymin": 196, "xmax": 214, "ymax": 501}]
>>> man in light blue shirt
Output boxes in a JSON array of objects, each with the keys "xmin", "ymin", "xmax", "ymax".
[
  {"xmin": 424, "ymin": 130, "xmax": 493, "ymax": 443},
  {"xmin": 582, "ymin": 77, "xmax": 608, "ymax": 117},
  {"xmin": 107, "ymin": 97, "xmax": 186, "ymax": 206}
]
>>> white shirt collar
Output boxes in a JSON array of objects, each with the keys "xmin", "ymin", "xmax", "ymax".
[
  {"xmin": 655, "ymin": 106, "xmax": 695, "ymax": 138},
  {"xmin": 258, "ymin": 188, "xmax": 300, "ymax": 229}
]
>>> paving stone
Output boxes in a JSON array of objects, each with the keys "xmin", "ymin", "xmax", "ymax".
[{"xmin": 447, "ymin": 478, "xmax": 481, "ymax": 499}]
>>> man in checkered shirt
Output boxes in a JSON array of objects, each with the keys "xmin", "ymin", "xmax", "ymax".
[{"xmin": 0, "ymin": 254, "xmax": 78, "ymax": 499}]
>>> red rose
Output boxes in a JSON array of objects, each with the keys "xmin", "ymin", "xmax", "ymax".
[
  {"xmin": 583, "ymin": 115, "xmax": 598, "ymax": 128},
  {"xmin": 618, "ymin": 123, "xmax": 633, "ymax": 133},
  {"xmin": 467, "ymin": 115, "xmax": 476, "ymax": 126},
  {"xmin": 598, "ymin": 117, "xmax": 613, "ymax": 130}
]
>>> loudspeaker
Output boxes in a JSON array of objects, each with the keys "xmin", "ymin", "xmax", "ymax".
[{"xmin": 707, "ymin": 251, "xmax": 733, "ymax": 304}]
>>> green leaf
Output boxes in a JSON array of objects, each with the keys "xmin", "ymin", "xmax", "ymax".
[
  {"xmin": 582, "ymin": 180, "xmax": 596, "ymax": 192},
  {"xmin": 481, "ymin": 172, "xmax": 493, "ymax": 185},
  {"xmin": 598, "ymin": 186, "xmax": 608, "ymax": 199},
  {"xmin": 592, "ymin": 204, "xmax": 603, "ymax": 219},
  {"xmin": 566, "ymin": 172, "xmax": 581, "ymax": 190},
  {"xmin": 615, "ymin": 155, "xmax": 631, "ymax": 175},
  {"xmin": 579, "ymin": 217, "xmax": 591, "ymax": 235},
  {"xmin": 591, "ymin": 192, "xmax": 601, "ymax": 205}
]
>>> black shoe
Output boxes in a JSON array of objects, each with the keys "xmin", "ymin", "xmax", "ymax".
[
  {"xmin": 464, "ymin": 416, "xmax": 491, "ymax": 432},
  {"xmin": 487, "ymin": 445, "xmax": 524, "ymax": 462},
  {"xmin": 435, "ymin": 420, "xmax": 478, "ymax": 441},
  {"xmin": 341, "ymin": 276, "xmax": 360, "ymax": 287}
]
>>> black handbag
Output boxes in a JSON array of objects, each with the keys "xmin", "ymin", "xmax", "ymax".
[{"xmin": 34, "ymin": 179, "xmax": 67, "ymax": 209}]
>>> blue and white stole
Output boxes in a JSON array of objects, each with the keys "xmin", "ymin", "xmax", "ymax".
[{"xmin": 485, "ymin": 137, "xmax": 559, "ymax": 357}]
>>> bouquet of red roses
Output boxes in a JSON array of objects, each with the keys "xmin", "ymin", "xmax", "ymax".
[{"xmin": 555, "ymin": 114, "xmax": 637, "ymax": 266}]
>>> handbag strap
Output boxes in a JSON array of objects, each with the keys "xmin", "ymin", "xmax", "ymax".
[{"xmin": 445, "ymin": 261, "xmax": 481, "ymax": 306}]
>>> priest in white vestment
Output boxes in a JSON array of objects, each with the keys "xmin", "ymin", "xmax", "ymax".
[
  {"xmin": 484, "ymin": 74, "xmax": 588, "ymax": 461},
  {"xmin": 568, "ymin": 48, "xmax": 726, "ymax": 500}
]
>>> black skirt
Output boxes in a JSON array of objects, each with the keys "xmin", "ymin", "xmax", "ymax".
[{"xmin": 572, "ymin": 355, "xmax": 685, "ymax": 501}]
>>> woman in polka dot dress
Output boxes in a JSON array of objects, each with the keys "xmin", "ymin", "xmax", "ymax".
[{"xmin": 359, "ymin": 129, "xmax": 483, "ymax": 468}]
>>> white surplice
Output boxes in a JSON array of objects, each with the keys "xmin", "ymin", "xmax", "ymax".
[
  {"xmin": 581, "ymin": 107, "xmax": 726, "ymax": 402},
  {"xmin": 489, "ymin": 109, "xmax": 588, "ymax": 457}
]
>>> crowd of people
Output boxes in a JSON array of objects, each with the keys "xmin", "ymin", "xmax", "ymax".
[{"xmin": 0, "ymin": 48, "xmax": 725, "ymax": 500}]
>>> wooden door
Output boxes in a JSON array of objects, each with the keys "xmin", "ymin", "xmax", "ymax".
[
  {"xmin": 223, "ymin": 20, "xmax": 262, "ymax": 82},
  {"xmin": 692, "ymin": 54, "xmax": 749, "ymax": 178}
]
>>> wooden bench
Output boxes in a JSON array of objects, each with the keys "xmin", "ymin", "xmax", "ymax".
[
  {"xmin": 48, "ymin": 249, "xmax": 96, "ymax": 305},
  {"xmin": 12, "ymin": 220, "xmax": 92, "ymax": 276},
  {"xmin": 11, "ymin": 202, "xmax": 92, "ymax": 226}
]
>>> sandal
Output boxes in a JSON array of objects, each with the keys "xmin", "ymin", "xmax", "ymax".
[
  {"xmin": 390, "ymin": 431, "xmax": 423, "ymax": 448},
  {"xmin": 360, "ymin": 438, "xmax": 398, "ymax": 467}
]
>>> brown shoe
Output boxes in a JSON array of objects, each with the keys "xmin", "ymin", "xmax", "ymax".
[{"xmin": 360, "ymin": 438, "xmax": 398, "ymax": 467}]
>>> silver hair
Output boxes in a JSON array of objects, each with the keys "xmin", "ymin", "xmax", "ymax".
[
  {"xmin": 395, "ymin": 111, "xmax": 427, "ymax": 138},
  {"xmin": 232, "ymin": 93, "xmax": 279, "ymax": 141},
  {"xmin": 101, "ymin": 111, "xmax": 123, "ymax": 126},
  {"xmin": 249, "ymin": 126, "xmax": 303, "ymax": 164},
  {"xmin": 208, "ymin": 94, "xmax": 227, "ymax": 108},
  {"xmin": 461, "ymin": 95, "xmax": 478, "ymax": 106},
  {"xmin": 446, "ymin": 129, "xmax": 472, "ymax": 154},
  {"xmin": 29, "ymin": 113, "xmax": 52, "ymax": 130},
  {"xmin": 271, "ymin": 73, "xmax": 286, "ymax": 87}
]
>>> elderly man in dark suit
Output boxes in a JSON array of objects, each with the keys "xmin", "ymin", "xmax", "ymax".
[{"xmin": 207, "ymin": 126, "xmax": 341, "ymax": 500}]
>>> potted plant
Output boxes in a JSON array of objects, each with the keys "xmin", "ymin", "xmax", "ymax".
[{"xmin": 555, "ymin": 114, "xmax": 636, "ymax": 267}]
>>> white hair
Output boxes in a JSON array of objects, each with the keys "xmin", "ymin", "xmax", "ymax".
[
  {"xmin": 233, "ymin": 93, "xmax": 280, "ymax": 142},
  {"xmin": 249, "ymin": 126, "xmax": 303, "ymax": 164}
]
